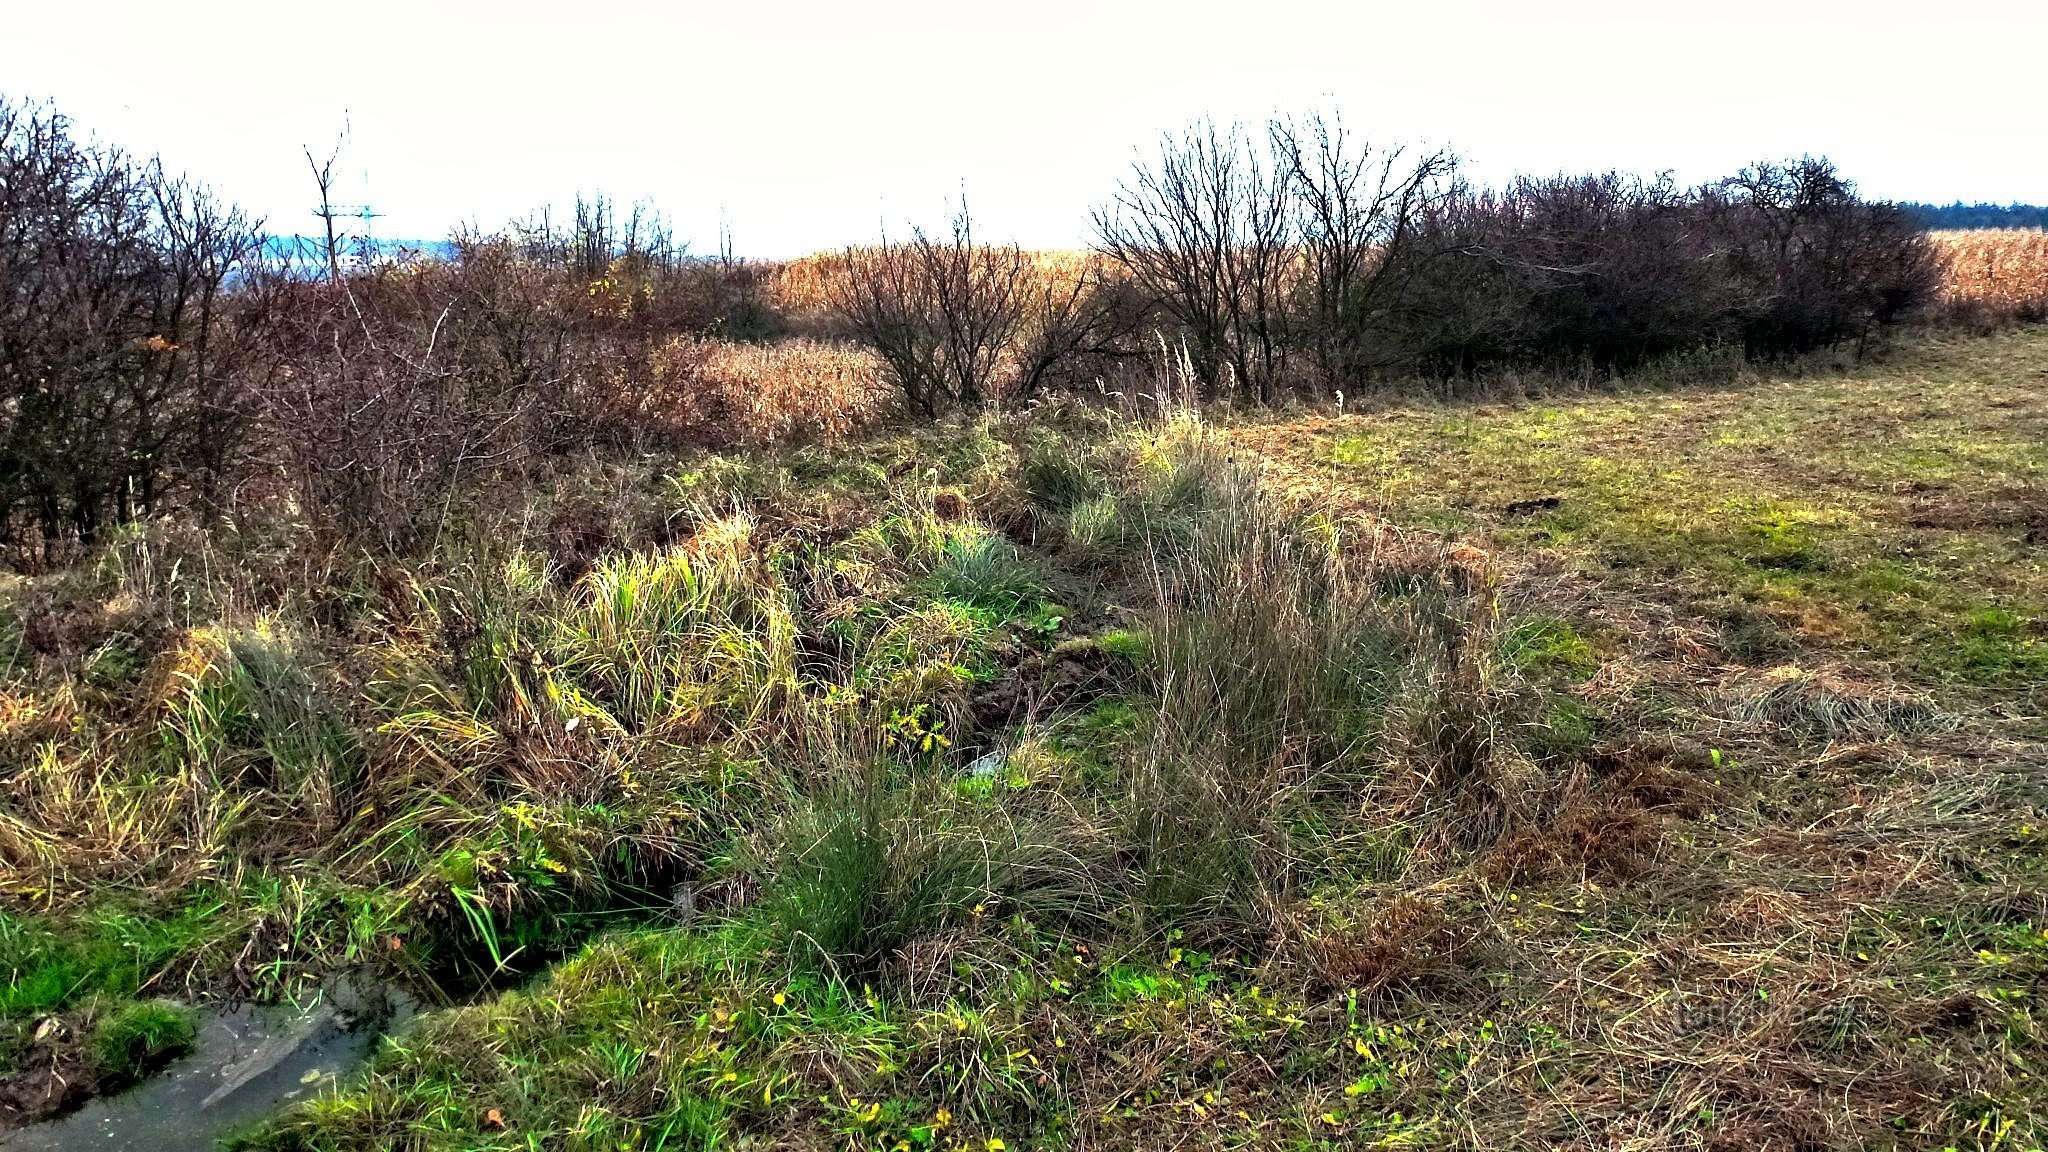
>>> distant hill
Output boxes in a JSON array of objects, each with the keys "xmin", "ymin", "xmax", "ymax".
[{"xmin": 1901, "ymin": 202, "xmax": 2048, "ymax": 230}]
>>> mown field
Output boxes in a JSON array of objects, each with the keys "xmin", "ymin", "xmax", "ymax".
[
  {"xmin": 1238, "ymin": 327, "xmax": 2048, "ymax": 705},
  {"xmin": 1, "ymin": 327, "xmax": 2044, "ymax": 1152}
]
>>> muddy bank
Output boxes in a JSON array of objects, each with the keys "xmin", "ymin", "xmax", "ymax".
[{"xmin": 4, "ymin": 977, "xmax": 415, "ymax": 1151}]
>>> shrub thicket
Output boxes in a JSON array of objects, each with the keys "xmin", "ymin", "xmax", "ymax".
[
  {"xmin": 825, "ymin": 204, "xmax": 1129, "ymax": 416},
  {"xmin": 1093, "ymin": 123, "xmax": 1940, "ymax": 394},
  {"xmin": 0, "ymin": 97, "xmax": 260, "ymax": 563}
]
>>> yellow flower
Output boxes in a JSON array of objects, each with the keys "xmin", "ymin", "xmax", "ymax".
[
  {"xmin": 986, "ymin": 1140, "xmax": 1006, "ymax": 1151},
  {"xmin": 934, "ymin": 1108, "xmax": 953, "ymax": 1129},
  {"xmin": 772, "ymin": 991, "xmax": 787, "ymax": 1007}
]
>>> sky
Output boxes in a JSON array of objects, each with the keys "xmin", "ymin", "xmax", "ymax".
[{"xmin": 6, "ymin": 0, "xmax": 2046, "ymax": 258}]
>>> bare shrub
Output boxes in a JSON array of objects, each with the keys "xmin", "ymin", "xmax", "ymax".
[
  {"xmin": 830, "ymin": 206, "xmax": 1022, "ymax": 415},
  {"xmin": 1094, "ymin": 118, "xmax": 1295, "ymax": 403},
  {"xmin": 1274, "ymin": 111, "xmax": 1457, "ymax": 391},
  {"xmin": 238, "ymin": 236, "xmax": 526, "ymax": 555},
  {"xmin": 0, "ymin": 96, "xmax": 260, "ymax": 562},
  {"xmin": 1396, "ymin": 157, "xmax": 1938, "ymax": 376},
  {"xmin": 236, "ymin": 172, "xmax": 828, "ymax": 551},
  {"xmin": 682, "ymin": 225, "xmax": 786, "ymax": 342},
  {"xmin": 826, "ymin": 203, "xmax": 1116, "ymax": 415},
  {"xmin": 1707, "ymin": 157, "xmax": 1940, "ymax": 357}
]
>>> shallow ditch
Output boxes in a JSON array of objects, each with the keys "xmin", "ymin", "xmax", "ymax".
[{"xmin": 9, "ymin": 975, "xmax": 417, "ymax": 1152}]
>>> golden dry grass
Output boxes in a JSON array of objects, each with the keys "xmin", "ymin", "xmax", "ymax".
[
  {"xmin": 641, "ymin": 336, "xmax": 892, "ymax": 445},
  {"xmin": 1931, "ymin": 229, "xmax": 2048, "ymax": 323},
  {"xmin": 764, "ymin": 248, "xmax": 1103, "ymax": 314}
]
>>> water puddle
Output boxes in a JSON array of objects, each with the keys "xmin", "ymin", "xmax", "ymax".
[{"xmin": 7, "ymin": 977, "xmax": 417, "ymax": 1152}]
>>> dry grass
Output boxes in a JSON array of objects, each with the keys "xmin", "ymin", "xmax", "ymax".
[
  {"xmin": 8, "ymin": 331, "xmax": 2048, "ymax": 1150},
  {"xmin": 1214, "ymin": 329, "xmax": 2048, "ymax": 1150},
  {"xmin": 766, "ymin": 249, "xmax": 1103, "ymax": 316},
  {"xmin": 1933, "ymin": 229, "xmax": 2048, "ymax": 324},
  {"xmin": 643, "ymin": 337, "xmax": 892, "ymax": 445}
]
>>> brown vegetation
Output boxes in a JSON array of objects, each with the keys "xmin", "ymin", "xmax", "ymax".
[{"xmin": 1933, "ymin": 228, "xmax": 2048, "ymax": 324}]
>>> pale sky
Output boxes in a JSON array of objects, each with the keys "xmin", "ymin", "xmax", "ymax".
[{"xmin": 7, "ymin": 0, "xmax": 2045, "ymax": 257}]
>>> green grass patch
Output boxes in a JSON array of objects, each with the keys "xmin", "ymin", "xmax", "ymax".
[
  {"xmin": 92, "ymin": 999, "xmax": 198, "ymax": 1088},
  {"xmin": 1498, "ymin": 616, "xmax": 1599, "ymax": 681},
  {"xmin": 0, "ymin": 904, "xmax": 232, "ymax": 1020},
  {"xmin": 1275, "ymin": 339, "xmax": 2048, "ymax": 695}
]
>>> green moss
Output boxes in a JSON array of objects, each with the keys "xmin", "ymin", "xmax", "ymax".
[
  {"xmin": 0, "ymin": 904, "xmax": 232, "ymax": 1020},
  {"xmin": 1091, "ymin": 628, "xmax": 1150, "ymax": 665},
  {"xmin": 1498, "ymin": 616, "xmax": 1599, "ymax": 681},
  {"xmin": 92, "ymin": 999, "xmax": 198, "ymax": 1087},
  {"xmin": 1739, "ymin": 514, "xmax": 1828, "ymax": 571}
]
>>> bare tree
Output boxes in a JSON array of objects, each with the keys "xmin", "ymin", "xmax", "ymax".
[
  {"xmin": 1093, "ymin": 118, "xmax": 1294, "ymax": 404},
  {"xmin": 1274, "ymin": 111, "xmax": 1456, "ymax": 391}
]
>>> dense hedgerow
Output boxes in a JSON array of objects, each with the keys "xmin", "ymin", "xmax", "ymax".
[{"xmin": 1091, "ymin": 120, "xmax": 1941, "ymax": 397}]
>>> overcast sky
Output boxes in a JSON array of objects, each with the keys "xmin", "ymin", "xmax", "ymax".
[{"xmin": 7, "ymin": 0, "xmax": 2044, "ymax": 257}]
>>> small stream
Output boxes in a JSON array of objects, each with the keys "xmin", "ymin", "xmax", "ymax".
[{"xmin": 8, "ymin": 977, "xmax": 418, "ymax": 1152}]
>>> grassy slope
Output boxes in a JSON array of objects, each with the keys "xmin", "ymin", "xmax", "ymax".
[
  {"xmin": 1234, "ymin": 328, "xmax": 2048, "ymax": 699},
  {"xmin": 1218, "ymin": 326, "xmax": 2048, "ymax": 1148},
  {"xmin": 2, "ymin": 332, "xmax": 2044, "ymax": 1151}
]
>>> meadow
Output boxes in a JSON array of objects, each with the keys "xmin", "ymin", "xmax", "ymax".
[
  {"xmin": 4, "ymin": 92, "xmax": 2048, "ymax": 1150},
  {"xmin": 0, "ymin": 323, "xmax": 2042, "ymax": 1150}
]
